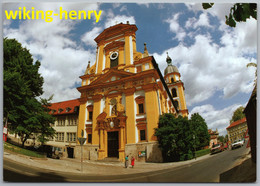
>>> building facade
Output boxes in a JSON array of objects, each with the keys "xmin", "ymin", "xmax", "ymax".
[
  {"xmin": 226, "ymin": 117, "xmax": 247, "ymax": 143},
  {"xmin": 208, "ymin": 129, "xmax": 219, "ymax": 148},
  {"xmin": 47, "ymin": 99, "xmax": 80, "ymax": 158},
  {"xmin": 75, "ymin": 23, "xmax": 188, "ymax": 162}
]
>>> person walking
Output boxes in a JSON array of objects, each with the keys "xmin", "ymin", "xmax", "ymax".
[
  {"xmin": 125, "ymin": 155, "xmax": 129, "ymax": 168},
  {"xmin": 131, "ymin": 156, "xmax": 135, "ymax": 168}
]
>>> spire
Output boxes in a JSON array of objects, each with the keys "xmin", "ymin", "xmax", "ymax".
[
  {"xmin": 143, "ymin": 43, "xmax": 149, "ymax": 57},
  {"xmin": 85, "ymin": 61, "xmax": 91, "ymax": 75},
  {"xmin": 166, "ymin": 52, "xmax": 172, "ymax": 66}
]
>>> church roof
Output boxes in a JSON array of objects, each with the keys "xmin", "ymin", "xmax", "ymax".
[
  {"xmin": 164, "ymin": 64, "xmax": 179, "ymax": 75},
  {"xmin": 164, "ymin": 53, "xmax": 179, "ymax": 75}
]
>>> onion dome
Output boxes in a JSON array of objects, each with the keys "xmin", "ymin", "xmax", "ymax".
[{"xmin": 164, "ymin": 52, "xmax": 179, "ymax": 75}]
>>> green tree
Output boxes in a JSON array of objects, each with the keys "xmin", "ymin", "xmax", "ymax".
[
  {"xmin": 155, "ymin": 114, "xmax": 194, "ymax": 162},
  {"xmin": 230, "ymin": 106, "xmax": 245, "ymax": 123},
  {"xmin": 202, "ymin": 3, "xmax": 257, "ymax": 27},
  {"xmin": 36, "ymin": 96, "xmax": 56, "ymax": 146},
  {"xmin": 190, "ymin": 113, "xmax": 210, "ymax": 150},
  {"xmin": 218, "ymin": 135, "xmax": 224, "ymax": 143},
  {"xmin": 218, "ymin": 135, "xmax": 229, "ymax": 143},
  {"xmin": 4, "ymin": 38, "xmax": 54, "ymax": 147}
]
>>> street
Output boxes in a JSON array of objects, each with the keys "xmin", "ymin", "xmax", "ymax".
[{"xmin": 3, "ymin": 144, "xmax": 249, "ymax": 182}]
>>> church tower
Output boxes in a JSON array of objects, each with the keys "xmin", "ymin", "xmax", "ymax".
[
  {"xmin": 164, "ymin": 53, "xmax": 188, "ymax": 117},
  {"xmin": 76, "ymin": 23, "xmax": 180, "ymax": 162}
]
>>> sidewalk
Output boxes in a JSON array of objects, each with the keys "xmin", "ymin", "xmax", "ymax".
[{"xmin": 4, "ymin": 150, "xmax": 212, "ymax": 176}]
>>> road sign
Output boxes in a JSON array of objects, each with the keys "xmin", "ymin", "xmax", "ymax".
[
  {"xmin": 3, "ymin": 127, "xmax": 7, "ymax": 134},
  {"xmin": 78, "ymin": 137, "xmax": 86, "ymax": 146}
]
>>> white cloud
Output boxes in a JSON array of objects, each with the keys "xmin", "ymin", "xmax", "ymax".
[
  {"xmin": 190, "ymin": 104, "xmax": 245, "ymax": 136},
  {"xmin": 165, "ymin": 13, "xmax": 186, "ymax": 41},
  {"xmin": 185, "ymin": 13, "xmax": 212, "ymax": 29},
  {"xmin": 3, "ymin": 3, "xmax": 99, "ymax": 102},
  {"xmin": 220, "ymin": 18, "xmax": 257, "ymax": 53},
  {"xmin": 185, "ymin": 3, "xmax": 232, "ymax": 23},
  {"xmin": 153, "ymin": 30, "xmax": 255, "ymax": 106},
  {"xmin": 104, "ymin": 13, "xmax": 136, "ymax": 28},
  {"xmin": 81, "ymin": 27, "xmax": 102, "ymax": 47},
  {"xmin": 119, "ymin": 5, "xmax": 127, "ymax": 12}
]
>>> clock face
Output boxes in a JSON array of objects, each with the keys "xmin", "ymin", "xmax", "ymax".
[{"xmin": 110, "ymin": 51, "xmax": 119, "ymax": 60}]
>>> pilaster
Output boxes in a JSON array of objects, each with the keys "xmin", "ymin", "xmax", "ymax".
[
  {"xmin": 124, "ymin": 88, "xmax": 136, "ymax": 144},
  {"xmin": 92, "ymin": 94, "xmax": 102, "ymax": 145},
  {"xmin": 143, "ymin": 86, "xmax": 159, "ymax": 142},
  {"xmin": 77, "ymin": 97, "xmax": 87, "ymax": 144}
]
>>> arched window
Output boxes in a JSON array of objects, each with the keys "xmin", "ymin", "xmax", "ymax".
[
  {"xmin": 172, "ymin": 88, "xmax": 177, "ymax": 98},
  {"xmin": 171, "ymin": 77, "xmax": 174, "ymax": 83},
  {"xmin": 135, "ymin": 96, "xmax": 145, "ymax": 114}
]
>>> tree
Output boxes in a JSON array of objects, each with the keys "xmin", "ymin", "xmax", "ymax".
[
  {"xmin": 202, "ymin": 3, "xmax": 257, "ymax": 27},
  {"xmin": 155, "ymin": 114, "xmax": 194, "ymax": 162},
  {"xmin": 230, "ymin": 106, "xmax": 245, "ymax": 123},
  {"xmin": 4, "ymin": 38, "xmax": 55, "ymax": 147},
  {"xmin": 190, "ymin": 113, "xmax": 210, "ymax": 150},
  {"xmin": 218, "ymin": 135, "xmax": 229, "ymax": 143},
  {"xmin": 36, "ymin": 96, "xmax": 56, "ymax": 146}
]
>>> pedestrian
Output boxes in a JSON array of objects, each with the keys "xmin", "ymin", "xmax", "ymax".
[
  {"xmin": 125, "ymin": 155, "xmax": 129, "ymax": 168},
  {"xmin": 131, "ymin": 156, "xmax": 135, "ymax": 168}
]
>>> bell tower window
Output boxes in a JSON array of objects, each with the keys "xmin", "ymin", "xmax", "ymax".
[
  {"xmin": 172, "ymin": 88, "xmax": 177, "ymax": 98},
  {"xmin": 110, "ymin": 51, "xmax": 119, "ymax": 68}
]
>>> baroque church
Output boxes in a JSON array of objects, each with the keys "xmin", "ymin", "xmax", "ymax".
[{"xmin": 75, "ymin": 22, "xmax": 188, "ymax": 162}]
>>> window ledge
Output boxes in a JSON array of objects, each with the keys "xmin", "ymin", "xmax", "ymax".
[{"xmin": 136, "ymin": 113, "xmax": 146, "ymax": 116}]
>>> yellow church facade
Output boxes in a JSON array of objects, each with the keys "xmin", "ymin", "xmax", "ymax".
[{"xmin": 76, "ymin": 23, "xmax": 188, "ymax": 162}]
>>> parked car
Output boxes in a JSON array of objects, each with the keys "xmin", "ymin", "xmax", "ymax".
[
  {"xmin": 211, "ymin": 143, "xmax": 224, "ymax": 154},
  {"xmin": 231, "ymin": 139, "xmax": 244, "ymax": 150},
  {"xmin": 45, "ymin": 145, "xmax": 63, "ymax": 159}
]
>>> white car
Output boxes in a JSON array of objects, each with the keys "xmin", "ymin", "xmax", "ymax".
[{"xmin": 231, "ymin": 139, "xmax": 244, "ymax": 150}]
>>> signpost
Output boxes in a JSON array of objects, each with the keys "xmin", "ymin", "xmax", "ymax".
[
  {"xmin": 3, "ymin": 127, "xmax": 8, "ymax": 142},
  {"xmin": 78, "ymin": 130, "xmax": 86, "ymax": 172}
]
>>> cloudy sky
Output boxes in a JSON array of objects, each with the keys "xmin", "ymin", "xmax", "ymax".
[{"xmin": 3, "ymin": 2, "xmax": 257, "ymax": 136}]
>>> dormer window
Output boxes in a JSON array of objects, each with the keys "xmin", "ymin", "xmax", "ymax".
[
  {"xmin": 51, "ymin": 110, "xmax": 56, "ymax": 114},
  {"xmin": 66, "ymin": 107, "xmax": 71, "ymax": 112},
  {"xmin": 58, "ymin": 108, "xmax": 63, "ymax": 113}
]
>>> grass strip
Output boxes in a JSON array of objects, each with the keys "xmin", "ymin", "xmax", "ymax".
[
  {"xmin": 195, "ymin": 148, "xmax": 210, "ymax": 158},
  {"xmin": 4, "ymin": 142, "xmax": 45, "ymax": 158}
]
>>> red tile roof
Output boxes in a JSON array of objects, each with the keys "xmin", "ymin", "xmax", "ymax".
[
  {"xmin": 226, "ymin": 117, "xmax": 247, "ymax": 129},
  {"xmin": 49, "ymin": 99, "xmax": 80, "ymax": 116}
]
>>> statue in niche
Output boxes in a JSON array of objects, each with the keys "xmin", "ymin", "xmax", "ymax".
[
  {"xmin": 110, "ymin": 98, "xmax": 117, "ymax": 116},
  {"xmin": 116, "ymin": 96, "xmax": 125, "ymax": 115},
  {"xmin": 111, "ymin": 104, "xmax": 117, "ymax": 116}
]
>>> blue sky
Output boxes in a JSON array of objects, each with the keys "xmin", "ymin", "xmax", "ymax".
[{"xmin": 3, "ymin": 2, "xmax": 257, "ymax": 136}]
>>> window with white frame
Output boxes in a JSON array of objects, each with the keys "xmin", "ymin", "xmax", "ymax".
[
  {"xmin": 56, "ymin": 132, "xmax": 64, "ymax": 141},
  {"xmin": 67, "ymin": 133, "xmax": 76, "ymax": 142}
]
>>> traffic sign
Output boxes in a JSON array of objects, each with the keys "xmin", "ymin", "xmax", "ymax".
[{"xmin": 78, "ymin": 137, "xmax": 86, "ymax": 146}]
